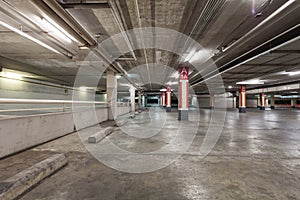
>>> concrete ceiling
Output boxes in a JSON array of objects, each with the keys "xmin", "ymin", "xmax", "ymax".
[{"xmin": 0, "ymin": 0, "xmax": 299, "ymax": 94}]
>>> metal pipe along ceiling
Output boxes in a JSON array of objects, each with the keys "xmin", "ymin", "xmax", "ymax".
[
  {"xmin": 191, "ymin": 24, "xmax": 300, "ymax": 87},
  {"xmin": 30, "ymin": 0, "xmax": 130, "ymax": 75},
  {"xmin": 191, "ymin": 0, "xmax": 226, "ymax": 36},
  {"xmin": 31, "ymin": 0, "xmax": 96, "ymax": 46}
]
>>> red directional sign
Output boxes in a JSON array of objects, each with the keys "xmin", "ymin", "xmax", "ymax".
[{"xmin": 179, "ymin": 67, "xmax": 189, "ymax": 80}]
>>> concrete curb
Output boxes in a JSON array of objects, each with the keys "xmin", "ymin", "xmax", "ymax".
[
  {"xmin": 116, "ymin": 120, "xmax": 128, "ymax": 127},
  {"xmin": 88, "ymin": 127, "xmax": 115, "ymax": 143},
  {"xmin": 0, "ymin": 154, "xmax": 68, "ymax": 200}
]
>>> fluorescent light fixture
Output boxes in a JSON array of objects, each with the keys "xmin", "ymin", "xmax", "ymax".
[
  {"xmin": 237, "ymin": 79, "xmax": 264, "ymax": 85},
  {"xmin": 159, "ymin": 88, "xmax": 173, "ymax": 92},
  {"xmin": 287, "ymin": 71, "xmax": 300, "ymax": 76},
  {"xmin": 116, "ymin": 75, "xmax": 122, "ymax": 79},
  {"xmin": 0, "ymin": 71, "xmax": 22, "ymax": 80},
  {"xmin": 79, "ymin": 46, "xmax": 89, "ymax": 50},
  {"xmin": 119, "ymin": 83, "xmax": 131, "ymax": 87},
  {"xmin": 166, "ymin": 81, "xmax": 178, "ymax": 85},
  {"xmin": 39, "ymin": 17, "xmax": 72, "ymax": 43},
  {"xmin": 79, "ymin": 86, "xmax": 88, "ymax": 91},
  {"xmin": 41, "ymin": 16, "xmax": 78, "ymax": 43},
  {"xmin": 0, "ymin": 20, "xmax": 61, "ymax": 54}
]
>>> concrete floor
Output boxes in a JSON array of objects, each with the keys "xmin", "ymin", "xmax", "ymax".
[{"xmin": 1, "ymin": 108, "xmax": 300, "ymax": 199}]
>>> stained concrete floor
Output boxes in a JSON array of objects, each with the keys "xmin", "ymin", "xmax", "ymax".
[{"xmin": 1, "ymin": 108, "xmax": 300, "ymax": 200}]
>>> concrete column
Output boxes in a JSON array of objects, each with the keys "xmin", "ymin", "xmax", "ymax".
[
  {"xmin": 178, "ymin": 66, "xmax": 189, "ymax": 120},
  {"xmin": 138, "ymin": 91, "xmax": 142, "ymax": 112},
  {"xmin": 260, "ymin": 93, "xmax": 265, "ymax": 110},
  {"xmin": 142, "ymin": 95, "xmax": 145, "ymax": 108},
  {"xmin": 291, "ymin": 99, "xmax": 296, "ymax": 109},
  {"xmin": 210, "ymin": 94, "xmax": 215, "ymax": 110},
  {"xmin": 161, "ymin": 92, "xmax": 166, "ymax": 107},
  {"xmin": 129, "ymin": 86, "xmax": 135, "ymax": 116},
  {"xmin": 233, "ymin": 96, "xmax": 236, "ymax": 109},
  {"xmin": 271, "ymin": 94, "xmax": 275, "ymax": 109},
  {"xmin": 106, "ymin": 70, "xmax": 117, "ymax": 120},
  {"xmin": 239, "ymin": 85, "xmax": 246, "ymax": 113},
  {"xmin": 166, "ymin": 86, "xmax": 172, "ymax": 112}
]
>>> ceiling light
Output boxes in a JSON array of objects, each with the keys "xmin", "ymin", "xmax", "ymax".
[
  {"xmin": 79, "ymin": 86, "xmax": 88, "ymax": 91},
  {"xmin": 0, "ymin": 20, "xmax": 61, "ymax": 54},
  {"xmin": 228, "ymin": 85, "xmax": 233, "ymax": 89},
  {"xmin": 40, "ymin": 16, "xmax": 78, "ymax": 43},
  {"xmin": 116, "ymin": 75, "xmax": 122, "ymax": 79},
  {"xmin": 287, "ymin": 71, "xmax": 300, "ymax": 76},
  {"xmin": 78, "ymin": 46, "xmax": 89, "ymax": 50},
  {"xmin": 159, "ymin": 88, "xmax": 173, "ymax": 92},
  {"xmin": 237, "ymin": 79, "xmax": 264, "ymax": 85},
  {"xmin": 166, "ymin": 81, "xmax": 178, "ymax": 85},
  {"xmin": 39, "ymin": 17, "xmax": 72, "ymax": 43},
  {"xmin": 0, "ymin": 71, "xmax": 22, "ymax": 80}
]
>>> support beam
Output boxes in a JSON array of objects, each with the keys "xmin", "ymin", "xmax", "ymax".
[
  {"xmin": 166, "ymin": 86, "xmax": 172, "ymax": 112},
  {"xmin": 138, "ymin": 91, "xmax": 142, "ymax": 112},
  {"xmin": 259, "ymin": 93, "xmax": 266, "ymax": 110},
  {"xmin": 239, "ymin": 85, "xmax": 246, "ymax": 113},
  {"xmin": 129, "ymin": 86, "xmax": 135, "ymax": 116},
  {"xmin": 270, "ymin": 94, "xmax": 275, "ymax": 109},
  {"xmin": 291, "ymin": 98, "xmax": 296, "ymax": 109},
  {"xmin": 161, "ymin": 92, "xmax": 166, "ymax": 107},
  {"xmin": 178, "ymin": 67, "xmax": 189, "ymax": 120},
  {"xmin": 107, "ymin": 70, "xmax": 117, "ymax": 120}
]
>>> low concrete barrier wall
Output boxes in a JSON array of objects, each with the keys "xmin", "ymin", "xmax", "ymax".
[
  {"xmin": 115, "ymin": 106, "xmax": 130, "ymax": 117},
  {"xmin": 0, "ymin": 108, "xmax": 109, "ymax": 158}
]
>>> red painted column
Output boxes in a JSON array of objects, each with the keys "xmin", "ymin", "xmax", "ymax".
[
  {"xmin": 178, "ymin": 66, "xmax": 189, "ymax": 120},
  {"xmin": 239, "ymin": 85, "xmax": 246, "ymax": 113},
  {"xmin": 260, "ymin": 93, "xmax": 265, "ymax": 110},
  {"xmin": 161, "ymin": 92, "xmax": 166, "ymax": 107},
  {"xmin": 166, "ymin": 86, "xmax": 172, "ymax": 112}
]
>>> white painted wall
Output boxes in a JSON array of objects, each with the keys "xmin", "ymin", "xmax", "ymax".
[
  {"xmin": 0, "ymin": 112, "xmax": 75, "ymax": 158},
  {"xmin": 0, "ymin": 77, "xmax": 131, "ymax": 158},
  {"xmin": 115, "ymin": 106, "xmax": 130, "ymax": 117},
  {"xmin": 0, "ymin": 106, "xmax": 131, "ymax": 158},
  {"xmin": 0, "ymin": 78, "xmax": 106, "ymax": 112}
]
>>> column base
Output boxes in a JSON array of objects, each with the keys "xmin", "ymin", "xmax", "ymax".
[
  {"xmin": 166, "ymin": 107, "xmax": 171, "ymax": 112},
  {"xmin": 270, "ymin": 106, "xmax": 275, "ymax": 109},
  {"xmin": 259, "ymin": 107, "xmax": 265, "ymax": 110},
  {"xmin": 291, "ymin": 106, "xmax": 296, "ymax": 109},
  {"xmin": 239, "ymin": 107, "xmax": 246, "ymax": 113},
  {"xmin": 178, "ymin": 110, "xmax": 188, "ymax": 121}
]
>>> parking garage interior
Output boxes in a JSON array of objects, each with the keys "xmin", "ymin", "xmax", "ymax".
[{"xmin": 0, "ymin": 0, "xmax": 300, "ymax": 199}]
